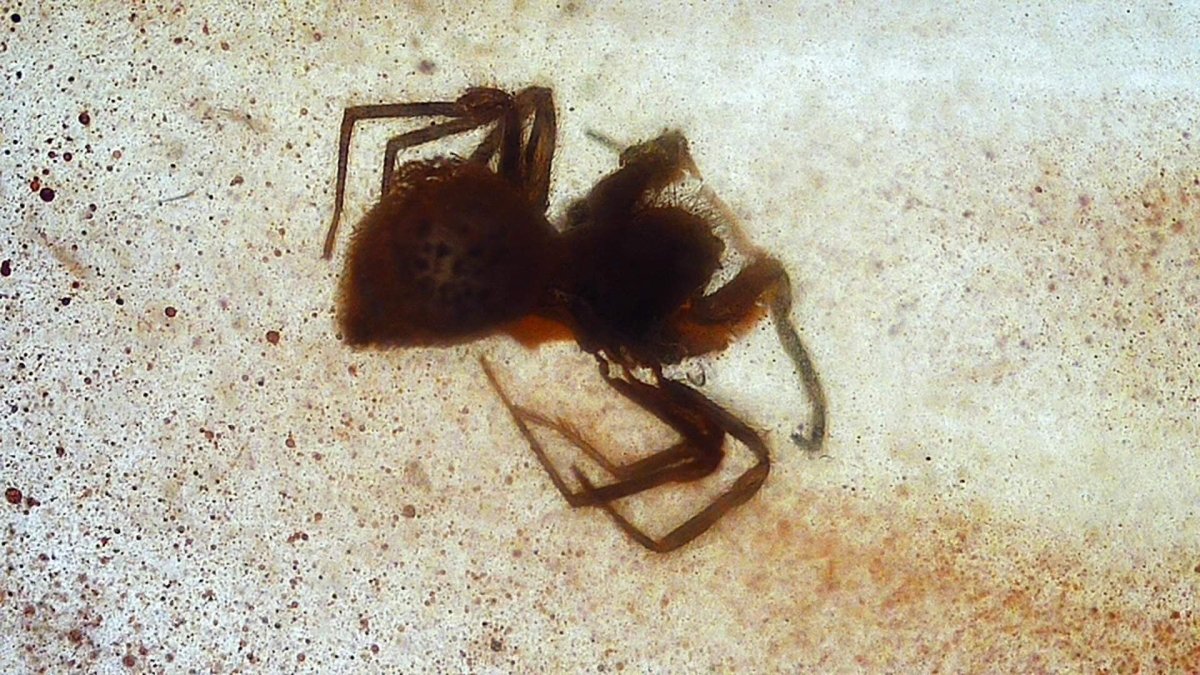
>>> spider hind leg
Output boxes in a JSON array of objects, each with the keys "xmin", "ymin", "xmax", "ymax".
[{"xmin": 481, "ymin": 356, "xmax": 771, "ymax": 553}]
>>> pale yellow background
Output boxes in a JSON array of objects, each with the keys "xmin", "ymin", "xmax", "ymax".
[{"xmin": 2, "ymin": 2, "xmax": 1197, "ymax": 671}]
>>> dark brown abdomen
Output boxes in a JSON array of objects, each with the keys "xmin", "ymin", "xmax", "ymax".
[{"xmin": 338, "ymin": 161, "xmax": 558, "ymax": 347}]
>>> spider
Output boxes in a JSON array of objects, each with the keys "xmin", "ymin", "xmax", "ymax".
[{"xmin": 322, "ymin": 86, "xmax": 827, "ymax": 552}]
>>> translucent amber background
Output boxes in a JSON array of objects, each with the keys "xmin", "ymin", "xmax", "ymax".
[{"xmin": 2, "ymin": 3, "xmax": 1197, "ymax": 671}]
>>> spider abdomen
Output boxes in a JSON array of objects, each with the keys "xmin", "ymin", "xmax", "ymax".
[{"xmin": 338, "ymin": 161, "xmax": 558, "ymax": 347}]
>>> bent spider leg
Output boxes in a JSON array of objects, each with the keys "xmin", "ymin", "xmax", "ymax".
[
  {"xmin": 510, "ymin": 407, "xmax": 625, "ymax": 476},
  {"xmin": 494, "ymin": 98, "xmax": 523, "ymax": 188},
  {"xmin": 513, "ymin": 87, "xmax": 556, "ymax": 211},
  {"xmin": 468, "ymin": 123, "xmax": 503, "ymax": 166},
  {"xmin": 466, "ymin": 87, "xmax": 557, "ymax": 205},
  {"xmin": 688, "ymin": 256, "xmax": 785, "ymax": 326},
  {"xmin": 694, "ymin": 170, "xmax": 758, "ymax": 256},
  {"xmin": 523, "ymin": 403, "xmax": 714, "ymax": 496},
  {"xmin": 379, "ymin": 115, "xmax": 506, "ymax": 196},
  {"xmin": 481, "ymin": 357, "xmax": 593, "ymax": 506},
  {"xmin": 564, "ymin": 372, "xmax": 725, "ymax": 504},
  {"xmin": 575, "ymin": 130, "xmax": 700, "ymax": 227},
  {"xmin": 479, "ymin": 356, "xmax": 702, "ymax": 507},
  {"xmin": 575, "ymin": 377, "xmax": 772, "ymax": 553},
  {"xmin": 513, "ymin": 408, "xmax": 699, "ymax": 485},
  {"xmin": 324, "ymin": 100, "xmax": 458, "ymax": 258},
  {"xmin": 680, "ymin": 255, "xmax": 828, "ymax": 452},
  {"xmin": 658, "ymin": 141, "xmax": 829, "ymax": 454},
  {"xmin": 765, "ymin": 271, "xmax": 828, "ymax": 453},
  {"xmin": 324, "ymin": 93, "xmax": 517, "ymax": 259}
]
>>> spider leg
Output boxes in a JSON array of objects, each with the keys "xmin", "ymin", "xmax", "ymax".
[
  {"xmin": 508, "ymin": 406, "xmax": 693, "ymax": 481},
  {"xmin": 567, "ymin": 371, "xmax": 724, "ymax": 503},
  {"xmin": 379, "ymin": 115, "xmax": 501, "ymax": 196},
  {"xmin": 510, "ymin": 407, "xmax": 624, "ymax": 476},
  {"xmin": 514, "ymin": 87, "xmax": 556, "ymax": 211},
  {"xmin": 576, "ymin": 130, "xmax": 696, "ymax": 227},
  {"xmin": 574, "ymin": 460, "xmax": 768, "ymax": 553},
  {"xmin": 575, "ymin": 373, "xmax": 772, "ymax": 553},
  {"xmin": 480, "ymin": 356, "xmax": 588, "ymax": 505},
  {"xmin": 764, "ymin": 266, "xmax": 828, "ymax": 453},
  {"xmin": 674, "ymin": 256, "xmax": 828, "ymax": 452},
  {"xmin": 464, "ymin": 86, "xmax": 556, "ymax": 209},
  {"xmin": 688, "ymin": 256, "xmax": 785, "ymax": 325},
  {"xmin": 675, "ymin": 158, "xmax": 828, "ymax": 450},
  {"xmin": 479, "ymin": 356, "xmax": 718, "ymax": 507},
  {"xmin": 468, "ymin": 123, "xmax": 503, "ymax": 166},
  {"xmin": 324, "ymin": 101, "xmax": 456, "ymax": 258},
  {"xmin": 323, "ymin": 89, "xmax": 518, "ymax": 259}
]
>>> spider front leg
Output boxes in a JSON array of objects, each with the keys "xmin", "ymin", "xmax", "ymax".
[
  {"xmin": 580, "ymin": 128, "xmax": 827, "ymax": 450},
  {"xmin": 675, "ymin": 255, "xmax": 828, "ymax": 452},
  {"xmin": 464, "ymin": 87, "xmax": 557, "ymax": 210}
]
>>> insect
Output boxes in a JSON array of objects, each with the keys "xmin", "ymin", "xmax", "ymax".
[{"xmin": 323, "ymin": 86, "xmax": 826, "ymax": 552}]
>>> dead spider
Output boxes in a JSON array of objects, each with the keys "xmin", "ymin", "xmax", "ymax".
[{"xmin": 323, "ymin": 86, "xmax": 826, "ymax": 552}]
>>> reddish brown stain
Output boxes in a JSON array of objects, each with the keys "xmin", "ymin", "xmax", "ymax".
[
  {"xmin": 672, "ymin": 160, "xmax": 1200, "ymax": 667},
  {"xmin": 164, "ymin": 306, "xmax": 177, "ymax": 317},
  {"xmin": 5, "ymin": 487, "xmax": 22, "ymax": 504},
  {"xmin": 265, "ymin": 329, "xmax": 280, "ymax": 344},
  {"xmin": 684, "ymin": 482, "xmax": 1200, "ymax": 670}
]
